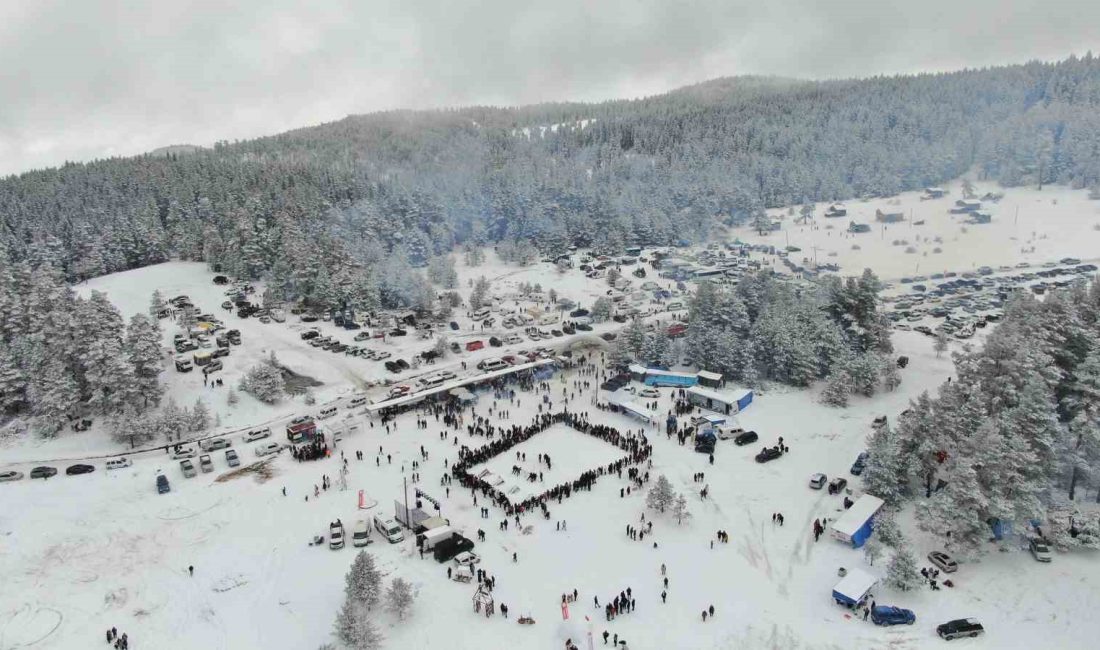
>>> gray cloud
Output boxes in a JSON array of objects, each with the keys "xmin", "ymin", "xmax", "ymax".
[{"xmin": 1, "ymin": 0, "xmax": 1096, "ymax": 176}]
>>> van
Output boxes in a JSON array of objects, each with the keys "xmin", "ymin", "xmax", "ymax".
[
  {"xmin": 106, "ymin": 458, "xmax": 132, "ymax": 471},
  {"xmin": 667, "ymin": 302, "xmax": 684, "ymax": 311},
  {"xmin": 255, "ymin": 441, "xmax": 281, "ymax": 457},
  {"xmin": 318, "ymin": 406, "xmax": 338, "ymax": 420},
  {"xmin": 472, "ymin": 308, "xmax": 491, "ymax": 321},
  {"xmin": 200, "ymin": 437, "xmax": 232, "ymax": 452},
  {"xmin": 477, "ymin": 359, "xmax": 509, "ymax": 372},
  {"xmin": 373, "ymin": 516, "xmax": 405, "ymax": 543},
  {"xmin": 349, "ymin": 395, "xmax": 368, "ymax": 408},
  {"xmin": 352, "ymin": 520, "xmax": 373, "ymax": 547},
  {"xmin": 180, "ymin": 459, "xmax": 197, "ymax": 478},
  {"xmin": 503, "ymin": 333, "xmax": 522, "ymax": 345}
]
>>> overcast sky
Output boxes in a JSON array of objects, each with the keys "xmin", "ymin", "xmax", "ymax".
[{"xmin": 1, "ymin": 0, "xmax": 1096, "ymax": 176}]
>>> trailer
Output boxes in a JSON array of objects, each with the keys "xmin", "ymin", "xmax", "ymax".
[
  {"xmin": 831, "ymin": 494, "xmax": 885, "ymax": 548},
  {"xmin": 685, "ymin": 385, "xmax": 753, "ymax": 415},
  {"xmin": 417, "ymin": 525, "xmax": 456, "ymax": 550},
  {"xmin": 832, "ymin": 568, "xmax": 877, "ymax": 608}
]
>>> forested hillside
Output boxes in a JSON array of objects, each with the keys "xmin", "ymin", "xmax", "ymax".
[{"xmin": 2, "ymin": 56, "xmax": 1100, "ymax": 297}]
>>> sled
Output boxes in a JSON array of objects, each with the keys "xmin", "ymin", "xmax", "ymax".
[{"xmin": 517, "ymin": 616, "xmax": 536, "ymax": 625}]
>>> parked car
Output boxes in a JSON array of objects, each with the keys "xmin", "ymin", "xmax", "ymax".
[
  {"xmin": 170, "ymin": 446, "xmax": 198, "ymax": 460},
  {"xmin": 453, "ymin": 551, "xmax": 481, "ymax": 566},
  {"xmin": 639, "ymin": 388, "xmax": 660, "ymax": 398},
  {"xmin": 871, "ymin": 606, "xmax": 915, "ymax": 626},
  {"xmin": 734, "ymin": 431, "xmax": 759, "ymax": 446},
  {"xmin": 244, "ymin": 427, "xmax": 271, "ymax": 442},
  {"xmin": 30, "ymin": 466, "xmax": 57, "ymax": 479},
  {"xmin": 200, "ymin": 438, "xmax": 233, "ymax": 452},
  {"xmin": 255, "ymin": 441, "xmax": 282, "ymax": 457},
  {"xmin": 936, "ymin": 618, "xmax": 984, "ymax": 640},
  {"xmin": 828, "ymin": 477, "xmax": 848, "ymax": 494},
  {"xmin": 105, "ymin": 458, "xmax": 132, "ymax": 471},
  {"xmin": 1, "ymin": 470, "xmax": 25, "ymax": 482},
  {"xmin": 329, "ymin": 521, "xmax": 346, "ymax": 550},
  {"xmin": 301, "ymin": 330, "xmax": 320, "ymax": 340},
  {"xmin": 755, "ymin": 447, "xmax": 782, "ymax": 463},
  {"xmin": 203, "ymin": 359, "xmax": 224, "ymax": 375},
  {"xmin": 199, "ymin": 455, "xmax": 214, "ymax": 473},
  {"xmin": 156, "ymin": 473, "xmax": 170, "ymax": 494},
  {"xmin": 180, "ymin": 459, "xmax": 197, "ymax": 478},
  {"xmin": 175, "ymin": 358, "xmax": 193, "ymax": 372},
  {"xmin": 1029, "ymin": 537, "xmax": 1052, "ymax": 562},
  {"xmin": 354, "ymin": 331, "xmax": 372, "ymax": 341},
  {"xmin": 809, "ymin": 473, "xmax": 827, "ymax": 490},
  {"xmin": 927, "ymin": 551, "xmax": 958, "ymax": 573},
  {"xmin": 850, "ymin": 451, "xmax": 869, "ymax": 475},
  {"xmin": 225, "ymin": 449, "xmax": 241, "ymax": 467}
]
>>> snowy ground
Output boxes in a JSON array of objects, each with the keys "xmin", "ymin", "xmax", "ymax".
[
  {"xmin": 471, "ymin": 424, "xmax": 626, "ymax": 502},
  {"xmin": 4, "ymin": 188, "xmax": 1100, "ymax": 648},
  {"xmin": 743, "ymin": 181, "xmax": 1100, "ymax": 281}
]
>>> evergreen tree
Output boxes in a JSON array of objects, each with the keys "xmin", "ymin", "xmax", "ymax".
[
  {"xmin": 333, "ymin": 598, "xmax": 382, "ymax": 650},
  {"xmin": 820, "ymin": 371, "xmax": 850, "ymax": 407},
  {"xmin": 125, "ymin": 313, "xmax": 164, "ymax": 409},
  {"xmin": 674, "ymin": 493, "xmax": 692, "ymax": 525},
  {"xmin": 387, "ymin": 577, "xmax": 415, "ymax": 620},
  {"xmin": 189, "ymin": 398, "xmax": 210, "ymax": 432},
  {"xmin": 469, "ymin": 276, "xmax": 492, "ymax": 310},
  {"xmin": 239, "ymin": 360, "xmax": 286, "ymax": 404},
  {"xmin": 885, "ymin": 544, "xmax": 921, "ymax": 591},
  {"xmin": 590, "ymin": 297, "xmax": 613, "ymax": 322},
  {"xmin": 646, "ymin": 475, "xmax": 676, "ymax": 513},
  {"xmin": 346, "ymin": 551, "xmax": 384, "ymax": 612}
]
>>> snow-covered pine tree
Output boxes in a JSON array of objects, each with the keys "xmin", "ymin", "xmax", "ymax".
[
  {"xmin": 0, "ymin": 342, "xmax": 28, "ymax": 414},
  {"xmin": 885, "ymin": 544, "xmax": 921, "ymax": 591},
  {"xmin": 590, "ymin": 297, "xmax": 613, "ymax": 323},
  {"xmin": 862, "ymin": 423, "xmax": 908, "ymax": 505},
  {"xmin": 79, "ymin": 291, "xmax": 139, "ymax": 415},
  {"xmin": 646, "ymin": 475, "xmax": 676, "ymax": 513},
  {"xmin": 386, "ymin": 577, "xmax": 415, "ymax": 620},
  {"xmin": 346, "ymin": 551, "xmax": 384, "ymax": 612},
  {"xmin": 469, "ymin": 276, "xmax": 491, "ymax": 310},
  {"xmin": 30, "ymin": 356, "xmax": 80, "ymax": 437},
  {"xmin": 880, "ymin": 356, "xmax": 901, "ymax": 392},
  {"xmin": 189, "ymin": 398, "xmax": 210, "ymax": 432},
  {"xmin": 673, "ymin": 493, "xmax": 692, "ymax": 525},
  {"xmin": 125, "ymin": 313, "xmax": 164, "ymax": 409},
  {"xmin": 239, "ymin": 360, "xmax": 286, "ymax": 404},
  {"xmin": 333, "ymin": 597, "xmax": 382, "ymax": 650},
  {"xmin": 820, "ymin": 370, "xmax": 850, "ymax": 407}
]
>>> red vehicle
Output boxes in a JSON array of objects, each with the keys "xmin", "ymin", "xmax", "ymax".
[
  {"xmin": 286, "ymin": 417, "xmax": 317, "ymax": 443},
  {"xmin": 667, "ymin": 324, "xmax": 688, "ymax": 338},
  {"xmin": 465, "ymin": 340, "xmax": 485, "ymax": 352},
  {"xmin": 501, "ymin": 355, "xmax": 518, "ymax": 365}
]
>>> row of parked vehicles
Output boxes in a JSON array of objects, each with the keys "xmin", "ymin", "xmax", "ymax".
[{"xmin": 1, "ymin": 457, "xmax": 134, "ymax": 482}]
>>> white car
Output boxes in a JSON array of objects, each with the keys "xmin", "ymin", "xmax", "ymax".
[
  {"xmin": 809, "ymin": 473, "xmax": 827, "ymax": 489},
  {"xmin": 170, "ymin": 446, "xmax": 198, "ymax": 460},
  {"xmin": 1029, "ymin": 538, "xmax": 1052, "ymax": 562},
  {"xmin": 639, "ymin": 388, "xmax": 660, "ymax": 398},
  {"xmin": 105, "ymin": 458, "xmax": 132, "ymax": 471},
  {"xmin": 255, "ymin": 441, "xmax": 282, "ymax": 457},
  {"xmin": 0, "ymin": 470, "xmax": 24, "ymax": 482},
  {"xmin": 243, "ymin": 428, "xmax": 271, "ymax": 443},
  {"xmin": 374, "ymin": 351, "xmax": 392, "ymax": 361},
  {"xmin": 453, "ymin": 551, "xmax": 481, "ymax": 566}
]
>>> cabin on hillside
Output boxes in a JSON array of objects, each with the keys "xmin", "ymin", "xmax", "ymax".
[
  {"xmin": 923, "ymin": 187, "xmax": 947, "ymax": 199},
  {"xmin": 950, "ymin": 199, "xmax": 981, "ymax": 214}
]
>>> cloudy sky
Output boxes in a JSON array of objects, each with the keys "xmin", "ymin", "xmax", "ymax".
[{"xmin": 1, "ymin": 0, "xmax": 1095, "ymax": 176}]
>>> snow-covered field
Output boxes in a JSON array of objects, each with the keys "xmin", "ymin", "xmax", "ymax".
[
  {"xmin": 4, "ymin": 188, "xmax": 1100, "ymax": 649},
  {"xmin": 744, "ymin": 181, "xmax": 1100, "ymax": 281}
]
